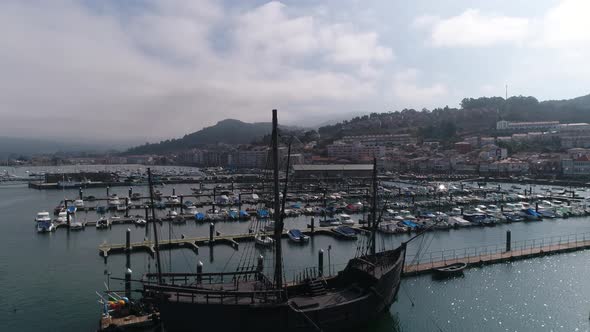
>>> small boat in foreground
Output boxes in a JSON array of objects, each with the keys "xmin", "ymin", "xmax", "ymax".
[
  {"xmin": 70, "ymin": 221, "xmax": 85, "ymax": 231},
  {"xmin": 287, "ymin": 229, "xmax": 309, "ymax": 243},
  {"xmin": 96, "ymin": 217, "xmax": 111, "ymax": 229},
  {"xmin": 332, "ymin": 225, "xmax": 358, "ymax": 239},
  {"xmin": 433, "ymin": 262, "xmax": 467, "ymax": 277},
  {"xmin": 254, "ymin": 234, "xmax": 274, "ymax": 247}
]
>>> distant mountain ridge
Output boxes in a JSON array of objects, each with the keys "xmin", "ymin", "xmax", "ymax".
[
  {"xmin": 0, "ymin": 136, "xmax": 113, "ymax": 159},
  {"xmin": 126, "ymin": 119, "xmax": 273, "ymax": 154}
]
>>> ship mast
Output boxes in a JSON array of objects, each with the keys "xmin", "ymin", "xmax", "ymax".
[
  {"xmin": 370, "ymin": 158, "xmax": 377, "ymax": 256},
  {"xmin": 272, "ymin": 109, "xmax": 284, "ymax": 291},
  {"xmin": 148, "ymin": 168, "xmax": 163, "ymax": 284}
]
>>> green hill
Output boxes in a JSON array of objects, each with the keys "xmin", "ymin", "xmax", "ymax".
[{"xmin": 126, "ymin": 119, "xmax": 272, "ymax": 154}]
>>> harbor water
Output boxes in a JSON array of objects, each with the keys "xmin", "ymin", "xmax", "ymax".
[{"xmin": 1, "ymin": 167, "xmax": 590, "ymax": 331}]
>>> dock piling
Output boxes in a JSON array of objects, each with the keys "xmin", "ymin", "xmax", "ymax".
[
  {"xmin": 106, "ymin": 186, "xmax": 110, "ymax": 198},
  {"xmin": 311, "ymin": 217, "xmax": 315, "ymax": 233},
  {"xmin": 125, "ymin": 228, "xmax": 131, "ymax": 299},
  {"xmin": 128, "ymin": 187, "xmax": 132, "ymax": 198},
  {"xmin": 506, "ymin": 230, "xmax": 512, "ymax": 252},
  {"xmin": 79, "ymin": 187, "xmax": 83, "ymax": 200},
  {"xmin": 173, "ymin": 187, "xmax": 176, "ymax": 196},
  {"xmin": 125, "ymin": 198, "xmax": 129, "ymax": 218},
  {"xmin": 197, "ymin": 261, "xmax": 203, "ymax": 284},
  {"xmin": 318, "ymin": 249, "xmax": 324, "ymax": 277},
  {"xmin": 209, "ymin": 223, "xmax": 215, "ymax": 244}
]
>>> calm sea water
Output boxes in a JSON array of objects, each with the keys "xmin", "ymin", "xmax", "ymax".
[{"xmin": 1, "ymin": 167, "xmax": 590, "ymax": 331}]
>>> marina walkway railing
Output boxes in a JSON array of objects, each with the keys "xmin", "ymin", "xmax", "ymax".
[{"xmin": 404, "ymin": 231, "xmax": 590, "ymax": 274}]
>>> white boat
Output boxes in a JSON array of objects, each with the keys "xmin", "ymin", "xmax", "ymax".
[
  {"xmin": 73, "ymin": 199, "xmax": 85, "ymax": 208},
  {"xmin": 55, "ymin": 211, "xmax": 68, "ymax": 223},
  {"xmin": 337, "ymin": 214, "xmax": 355, "ymax": 225},
  {"xmin": 96, "ymin": 217, "xmax": 110, "ymax": 229},
  {"xmin": 36, "ymin": 212, "xmax": 55, "ymax": 232},
  {"xmin": 185, "ymin": 206, "xmax": 198, "ymax": 214},
  {"xmin": 254, "ymin": 234, "xmax": 274, "ymax": 247},
  {"xmin": 378, "ymin": 222, "xmax": 400, "ymax": 234},
  {"xmin": 399, "ymin": 210, "xmax": 416, "ymax": 220},
  {"xmin": 134, "ymin": 218, "xmax": 147, "ymax": 226},
  {"xmin": 108, "ymin": 195, "xmax": 121, "ymax": 207},
  {"xmin": 116, "ymin": 204, "xmax": 127, "ymax": 212},
  {"xmin": 35, "ymin": 211, "xmax": 51, "ymax": 223},
  {"xmin": 319, "ymin": 219, "xmax": 341, "ymax": 227},
  {"xmin": 287, "ymin": 229, "xmax": 309, "ymax": 243},
  {"xmin": 168, "ymin": 195, "xmax": 180, "ymax": 205},
  {"xmin": 69, "ymin": 221, "xmax": 85, "ymax": 231},
  {"xmin": 167, "ymin": 210, "xmax": 178, "ymax": 219}
]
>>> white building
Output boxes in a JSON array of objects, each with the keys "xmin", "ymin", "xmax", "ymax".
[
  {"xmin": 339, "ymin": 134, "xmax": 416, "ymax": 146},
  {"xmin": 496, "ymin": 120, "xmax": 559, "ymax": 131},
  {"xmin": 327, "ymin": 142, "xmax": 385, "ymax": 160},
  {"xmin": 562, "ymin": 156, "xmax": 590, "ymax": 176}
]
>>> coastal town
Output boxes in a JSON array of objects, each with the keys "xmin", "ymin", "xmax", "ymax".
[{"xmin": 6, "ymin": 119, "xmax": 590, "ymax": 181}]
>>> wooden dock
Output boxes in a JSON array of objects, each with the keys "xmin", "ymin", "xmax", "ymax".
[
  {"xmin": 403, "ymin": 237, "xmax": 590, "ymax": 276},
  {"xmin": 98, "ymin": 226, "xmax": 368, "ymax": 258}
]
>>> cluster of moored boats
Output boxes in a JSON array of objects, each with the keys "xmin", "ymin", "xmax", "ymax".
[{"xmin": 377, "ymin": 199, "xmax": 590, "ymax": 234}]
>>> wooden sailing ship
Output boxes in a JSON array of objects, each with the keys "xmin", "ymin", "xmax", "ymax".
[{"xmin": 140, "ymin": 110, "xmax": 409, "ymax": 332}]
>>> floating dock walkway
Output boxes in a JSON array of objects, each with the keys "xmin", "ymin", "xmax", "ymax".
[
  {"xmin": 403, "ymin": 231, "xmax": 590, "ymax": 276},
  {"xmin": 98, "ymin": 226, "xmax": 369, "ymax": 259}
]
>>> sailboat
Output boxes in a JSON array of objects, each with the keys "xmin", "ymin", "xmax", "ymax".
[{"xmin": 140, "ymin": 110, "xmax": 409, "ymax": 332}]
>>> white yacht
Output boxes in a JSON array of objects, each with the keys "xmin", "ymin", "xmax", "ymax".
[
  {"xmin": 36, "ymin": 212, "xmax": 55, "ymax": 233},
  {"xmin": 337, "ymin": 214, "xmax": 355, "ymax": 225},
  {"xmin": 254, "ymin": 234, "xmax": 274, "ymax": 247},
  {"xmin": 168, "ymin": 195, "xmax": 181, "ymax": 205},
  {"xmin": 73, "ymin": 199, "xmax": 84, "ymax": 208},
  {"xmin": 107, "ymin": 195, "xmax": 121, "ymax": 207},
  {"xmin": 35, "ymin": 211, "xmax": 51, "ymax": 223}
]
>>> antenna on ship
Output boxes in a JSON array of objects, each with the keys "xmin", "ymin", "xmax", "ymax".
[
  {"xmin": 370, "ymin": 157, "xmax": 378, "ymax": 256},
  {"xmin": 271, "ymin": 109, "xmax": 285, "ymax": 293},
  {"xmin": 147, "ymin": 168, "xmax": 163, "ymax": 284}
]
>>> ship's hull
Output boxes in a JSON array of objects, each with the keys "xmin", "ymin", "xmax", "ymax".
[
  {"xmin": 157, "ymin": 288, "xmax": 391, "ymax": 332},
  {"xmin": 149, "ymin": 247, "xmax": 404, "ymax": 332}
]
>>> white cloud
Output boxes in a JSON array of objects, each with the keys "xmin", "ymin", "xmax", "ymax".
[
  {"xmin": 538, "ymin": 0, "xmax": 590, "ymax": 47},
  {"xmin": 391, "ymin": 69, "xmax": 448, "ymax": 107},
  {"xmin": 0, "ymin": 0, "xmax": 393, "ymax": 140},
  {"xmin": 417, "ymin": 9, "xmax": 530, "ymax": 47}
]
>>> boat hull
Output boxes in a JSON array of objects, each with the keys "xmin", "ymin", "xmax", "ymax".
[
  {"xmin": 148, "ymin": 247, "xmax": 404, "ymax": 332},
  {"xmin": 157, "ymin": 293, "xmax": 390, "ymax": 332}
]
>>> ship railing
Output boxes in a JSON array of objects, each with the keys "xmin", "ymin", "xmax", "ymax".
[
  {"xmin": 143, "ymin": 270, "xmax": 261, "ymax": 286},
  {"xmin": 144, "ymin": 283, "xmax": 284, "ymax": 304},
  {"xmin": 404, "ymin": 231, "xmax": 590, "ymax": 271}
]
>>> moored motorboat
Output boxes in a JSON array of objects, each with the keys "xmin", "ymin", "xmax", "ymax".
[
  {"xmin": 337, "ymin": 213, "xmax": 355, "ymax": 225},
  {"xmin": 332, "ymin": 225, "xmax": 358, "ymax": 239},
  {"xmin": 287, "ymin": 229, "xmax": 309, "ymax": 243},
  {"xmin": 55, "ymin": 211, "xmax": 68, "ymax": 223},
  {"xmin": 108, "ymin": 195, "xmax": 121, "ymax": 207},
  {"xmin": 36, "ymin": 212, "xmax": 55, "ymax": 232},
  {"xmin": 70, "ymin": 221, "xmax": 85, "ymax": 231},
  {"xmin": 319, "ymin": 218, "xmax": 341, "ymax": 227},
  {"xmin": 134, "ymin": 217, "xmax": 147, "ymax": 226},
  {"xmin": 254, "ymin": 234, "xmax": 274, "ymax": 247},
  {"xmin": 96, "ymin": 217, "xmax": 111, "ymax": 229}
]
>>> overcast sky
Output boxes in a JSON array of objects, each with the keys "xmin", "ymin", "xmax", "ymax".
[{"xmin": 1, "ymin": 0, "xmax": 589, "ymax": 143}]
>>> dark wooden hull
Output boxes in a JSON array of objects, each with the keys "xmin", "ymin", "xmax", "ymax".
[{"xmin": 146, "ymin": 247, "xmax": 405, "ymax": 332}]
